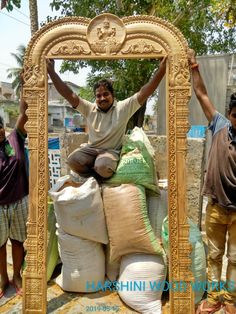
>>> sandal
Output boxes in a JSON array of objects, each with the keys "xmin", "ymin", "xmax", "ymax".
[
  {"xmin": 10, "ymin": 280, "xmax": 23, "ymax": 296},
  {"xmin": 196, "ymin": 300, "xmax": 222, "ymax": 314},
  {"xmin": 0, "ymin": 290, "xmax": 4, "ymax": 299},
  {"xmin": 0, "ymin": 280, "xmax": 9, "ymax": 299}
]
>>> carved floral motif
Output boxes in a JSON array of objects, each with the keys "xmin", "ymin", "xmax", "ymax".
[
  {"xmin": 122, "ymin": 40, "xmax": 163, "ymax": 54},
  {"xmin": 51, "ymin": 41, "xmax": 91, "ymax": 55}
]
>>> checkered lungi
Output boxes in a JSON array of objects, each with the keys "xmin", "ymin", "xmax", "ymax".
[{"xmin": 0, "ymin": 196, "xmax": 28, "ymax": 247}]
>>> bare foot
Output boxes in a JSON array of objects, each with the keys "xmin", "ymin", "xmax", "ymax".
[
  {"xmin": 12, "ymin": 274, "xmax": 23, "ymax": 296},
  {"xmin": 0, "ymin": 277, "xmax": 10, "ymax": 298},
  {"xmin": 224, "ymin": 304, "xmax": 236, "ymax": 314},
  {"xmin": 196, "ymin": 300, "xmax": 222, "ymax": 314}
]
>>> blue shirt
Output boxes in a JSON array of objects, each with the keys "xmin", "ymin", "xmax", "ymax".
[{"xmin": 209, "ymin": 111, "xmax": 236, "ymax": 143}]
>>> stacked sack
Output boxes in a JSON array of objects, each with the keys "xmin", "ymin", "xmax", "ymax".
[
  {"xmin": 46, "ymin": 199, "xmax": 60, "ymax": 282},
  {"xmin": 49, "ymin": 127, "xmax": 168, "ymax": 313},
  {"xmin": 147, "ymin": 179, "xmax": 168, "ymax": 240},
  {"xmin": 161, "ymin": 216, "xmax": 207, "ymax": 305},
  {"xmin": 49, "ymin": 176, "xmax": 108, "ymax": 292},
  {"xmin": 118, "ymin": 253, "xmax": 166, "ymax": 314},
  {"xmin": 103, "ymin": 127, "xmax": 167, "ymax": 313}
]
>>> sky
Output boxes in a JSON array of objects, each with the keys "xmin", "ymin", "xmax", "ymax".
[
  {"xmin": 0, "ymin": 1, "xmax": 89, "ymax": 86},
  {"xmin": 0, "ymin": 1, "xmax": 154, "ymax": 114}
]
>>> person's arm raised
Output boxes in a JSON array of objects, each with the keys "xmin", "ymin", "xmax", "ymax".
[
  {"xmin": 15, "ymin": 95, "xmax": 28, "ymax": 135},
  {"xmin": 47, "ymin": 59, "xmax": 80, "ymax": 109},
  {"xmin": 188, "ymin": 49, "xmax": 216, "ymax": 122},
  {"xmin": 15, "ymin": 72, "xmax": 28, "ymax": 135},
  {"xmin": 137, "ymin": 57, "xmax": 167, "ymax": 106}
]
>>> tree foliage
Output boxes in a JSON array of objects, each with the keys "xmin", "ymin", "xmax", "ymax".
[
  {"xmin": 5, "ymin": 0, "xmax": 236, "ymax": 53},
  {"xmin": 6, "ymin": 44, "xmax": 26, "ymax": 98},
  {"xmin": 47, "ymin": 0, "xmax": 236, "ymax": 125},
  {"xmin": 50, "ymin": 0, "xmax": 236, "ymax": 95},
  {"xmin": 4, "ymin": 104, "xmax": 19, "ymax": 119},
  {"xmin": 49, "ymin": 0, "xmax": 236, "ymax": 54},
  {"xmin": 2, "ymin": 0, "xmax": 21, "ymax": 11},
  {"xmin": 6, "ymin": 0, "xmax": 236, "ymax": 124},
  {"xmin": 211, "ymin": 0, "xmax": 236, "ymax": 28}
]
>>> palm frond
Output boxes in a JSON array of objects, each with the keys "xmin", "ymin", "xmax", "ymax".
[{"xmin": 7, "ymin": 44, "xmax": 26, "ymax": 98}]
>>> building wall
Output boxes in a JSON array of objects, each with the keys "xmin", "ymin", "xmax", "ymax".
[
  {"xmin": 0, "ymin": 81, "xmax": 15, "ymax": 101},
  {"xmin": 0, "ymin": 107, "xmax": 9, "ymax": 124},
  {"xmin": 48, "ymin": 82, "xmax": 83, "ymax": 131},
  {"xmin": 48, "ymin": 81, "xmax": 80, "ymax": 102}
]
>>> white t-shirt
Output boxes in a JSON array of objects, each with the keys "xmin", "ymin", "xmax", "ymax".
[{"xmin": 76, "ymin": 93, "xmax": 141, "ymax": 151}]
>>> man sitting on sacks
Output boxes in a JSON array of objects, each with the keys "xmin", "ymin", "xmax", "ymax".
[{"xmin": 47, "ymin": 58, "xmax": 166, "ymax": 180}]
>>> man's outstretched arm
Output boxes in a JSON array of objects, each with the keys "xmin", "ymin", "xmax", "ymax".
[
  {"xmin": 188, "ymin": 49, "xmax": 216, "ymax": 122},
  {"xmin": 47, "ymin": 59, "xmax": 80, "ymax": 109},
  {"xmin": 15, "ymin": 73, "xmax": 27, "ymax": 135},
  {"xmin": 137, "ymin": 57, "xmax": 167, "ymax": 105},
  {"xmin": 15, "ymin": 95, "xmax": 28, "ymax": 135}
]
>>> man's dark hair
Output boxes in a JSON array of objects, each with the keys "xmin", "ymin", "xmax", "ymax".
[
  {"xmin": 229, "ymin": 93, "xmax": 236, "ymax": 113},
  {"xmin": 0, "ymin": 116, "xmax": 4, "ymax": 128},
  {"xmin": 93, "ymin": 79, "xmax": 114, "ymax": 97}
]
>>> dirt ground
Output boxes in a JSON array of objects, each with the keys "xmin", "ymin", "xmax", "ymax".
[
  {"xmin": 0, "ymin": 246, "xmax": 170, "ymax": 314},
  {"xmin": 0, "ymin": 266, "xmax": 170, "ymax": 314}
]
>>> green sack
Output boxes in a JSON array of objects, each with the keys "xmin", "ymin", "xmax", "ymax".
[
  {"xmin": 107, "ymin": 127, "xmax": 160, "ymax": 193},
  {"xmin": 47, "ymin": 199, "xmax": 60, "ymax": 282},
  {"xmin": 161, "ymin": 216, "xmax": 206, "ymax": 304},
  {"xmin": 22, "ymin": 200, "xmax": 60, "ymax": 282}
]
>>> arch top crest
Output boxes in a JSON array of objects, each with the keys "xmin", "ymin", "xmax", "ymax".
[{"xmin": 25, "ymin": 13, "xmax": 188, "ymax": 66}]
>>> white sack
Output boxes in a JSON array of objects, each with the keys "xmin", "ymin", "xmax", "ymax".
[
  {"xmin": 49, "ymin": 176, "xmax": 108, "ymax": 244},
  {"xmin": 56, "ymin": 229, "xmax": 105, "ymax": 293},
  {"xmin": 118, "ymin": 253, "xmax": 167, "ymax": 314}
]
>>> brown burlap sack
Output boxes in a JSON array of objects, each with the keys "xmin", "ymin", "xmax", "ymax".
[{"xmin": 102, "ymin": 184, "xmax": 164, "ymax": 262}]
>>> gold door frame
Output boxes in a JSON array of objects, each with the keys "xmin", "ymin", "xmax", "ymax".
[{"xmin": 22, "ymin": 13, "xmax": 193, "ymax": 313}]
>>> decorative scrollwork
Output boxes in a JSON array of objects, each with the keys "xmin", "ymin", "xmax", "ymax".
[
  {"xmin": 24, "ymin": 64, "xmax": 44, "ymax": 88},
  {"xmin": 122, "ymin": 39, "xmax": 163, "ymax": 54},
  {"xmin": 51, "ymin": 41, "xmax": 91, "ymax": 55},
  {"xmin": 170, "ymin": 57, "xmax": 190, "ymax": 87}
]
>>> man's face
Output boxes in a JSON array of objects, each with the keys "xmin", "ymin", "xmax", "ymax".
[
  {"xmin": 228, "ymin": 107, "xmax": 236, "ymax": 131},
  {"xmin": 0, "ymin": 125, "xmax": 5, "ymax": 144},
  {"xmin": 95, "ymin": 86, "xmax": 114, "ymax": 112}
]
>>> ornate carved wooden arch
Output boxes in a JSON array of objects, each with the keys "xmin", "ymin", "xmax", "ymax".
[{"xmin": 22, "ymin": 13, "xmax": 194, "ymax": 313}]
